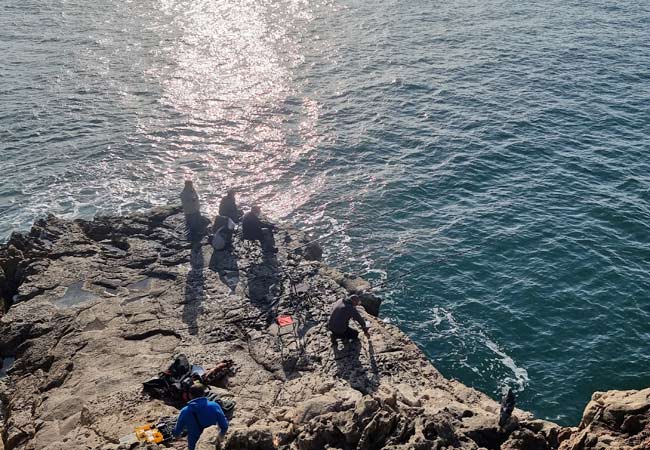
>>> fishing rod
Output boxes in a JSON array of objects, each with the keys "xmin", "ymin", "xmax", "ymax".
[
  {"xmin": 314, "ymin": 214, "xmax": 467, "ymax": 284},
  {"xmin": 225, "ymin": 203, "xmax": 416, "ymax": 273},
  {"xmin": 354, "ymin": 223, "xmax": 504, "ymax": 292},
  {"xmin": 366, "ymin": 247, "xmax": 477, "ymax": 291},
  {"xmin": 206, "ymin": 200, "xmax": 496, "ymax": 296},
  {"xmin": 288, "ymin": 204, "xmax": 415, "ymax": 254},
  {"xmin": 245, "ymin": 249, "xmax": 477, "ymax": 320},
  {"xmin": 188, "ymin": 250, "xmax": 478, "ymax": 332},
  {"xmin": 157, "ymin": 249, "xmax": 476, "ymax": 338},
  {"xmin": 286, "ymin": 198, "xmax": 469, "ymax": 265}
]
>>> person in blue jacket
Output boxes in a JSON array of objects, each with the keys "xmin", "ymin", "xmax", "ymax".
[{"xmin": 173, "ymin": 383, "xmax": 228, "ymax": 450}]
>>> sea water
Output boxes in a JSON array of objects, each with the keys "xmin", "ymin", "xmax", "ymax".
[{"xmin": 2, "ymin": 0, "xmax": 650, "ymax": 425}]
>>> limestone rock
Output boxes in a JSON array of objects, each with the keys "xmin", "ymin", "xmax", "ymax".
[
  {"xmin": 521, "ymin": 419, "xmax": 562, "ymax": 448},
  {"xmin": 558, "ymin": 388, "xmax": 650, "ymax": 450},
  {"xmin": 502, "ymin": 428, "xmax": 550, "ymax": 450},
  {"xmin": 0, "ymin": 207, "xmax": 639, "ymax": 450},
  {"xmin": 214, "ymin": 425, "xmax": 275, "ymax": 450}
]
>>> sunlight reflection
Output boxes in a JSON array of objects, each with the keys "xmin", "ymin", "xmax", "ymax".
[{"xmin": 136, "ymin": 0, "xmax": 324, "ymax": 220}]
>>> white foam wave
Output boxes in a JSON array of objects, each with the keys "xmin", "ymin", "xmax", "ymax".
[
  {"xmin": 483, "ymin": 337, "xmax": 529, "ymax": 393},
  {"xmin": 422, "ymin": 307, "xmax": 529, "ymax": 393},
  {"xmin": 431, "ymin": 306, "xmax": 460, "ymax": 333}
]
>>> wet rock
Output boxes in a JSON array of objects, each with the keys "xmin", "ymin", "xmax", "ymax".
[
  {"xmin": 340, "ymin": 274, "xmax": 371, "ymax": 294},
  {"xmin": 302, "ymin": 243, "xmax": 323, "ymax": 262},
  {"xmin": 359, "ymin": 291, "xmax": 382, "ymax": 317}
]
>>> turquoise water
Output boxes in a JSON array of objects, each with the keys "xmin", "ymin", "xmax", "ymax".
[{"xmin": 2, "ymin": 0, "xmax": 650, "ymax": 424}]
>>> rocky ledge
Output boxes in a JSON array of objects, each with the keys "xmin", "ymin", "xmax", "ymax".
[{"xmin": 0, "ymin": 207, "xmax": 648, "ymax": 450}]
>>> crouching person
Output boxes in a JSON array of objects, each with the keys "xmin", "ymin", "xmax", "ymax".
[
  {"xmin": 328, "ymin": 295, "xmax": 370, "ymax": 345},
  {"xmin": 242, "ymin": 205, "xmax": 277, "ymax": 253},
  {"xmin": 173, "ymin": 383, "xmax": 228, "ymax": 450},
  {"xmin": 211, "ymin": 215, "xmax": 235, "ymax": 251}
]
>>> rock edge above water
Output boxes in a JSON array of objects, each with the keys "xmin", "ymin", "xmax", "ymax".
[{"xmin": 0, "ymin": 207, "xmax": 648, "ymax": 450}]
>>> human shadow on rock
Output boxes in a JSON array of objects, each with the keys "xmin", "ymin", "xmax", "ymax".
[
  {"xmin": 183, "ymin": 243, "xmax": 205, "ymax": 335},
  {"xmin": 278, "ymin": 318, "xmax": 320, "ymax": 378},
  {"xmin": 209, "ymin": 244, "xmax": 240, "ymax": 294},
  {"xmin": 366, "ymin": 339, "xmax": 380, "ymax": 387},
  {"xmin": 333, "ymin": 338, "xmax": 380, "ymax": 394},
  {"xmin": 245, "ymin": 251, "xmax": 281, "ymax": 321}
]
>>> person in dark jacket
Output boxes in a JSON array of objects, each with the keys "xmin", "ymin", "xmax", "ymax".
[
  {"xmin": 218, "ymin": 189, "xmax": 243, "ymax": 223},
  {"xmin": 328, "ymin": 295, "xmax": 370, "ymax": 344},
  {"xmin": 241, "ymin": 205, "xmax": 277, "ymax": 253},
  {"xmin": 180, "ymin": 180, "xmax": 202, "ymax": 241},
  {"xmin": 210, "ymin": 215, "xmax": 235, "ymax": 250},
  {"xmin": 172, "ymin": 383, "xmax": 228, "ymax": 450}
]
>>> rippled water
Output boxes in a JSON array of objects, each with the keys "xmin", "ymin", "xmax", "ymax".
[{"xmin": 2, "ymin": 0, "xmax": 650, "ymax": 425}]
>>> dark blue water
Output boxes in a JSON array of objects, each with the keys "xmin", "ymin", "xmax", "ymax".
[{"xmin": 2, "ymin": 0, "xmax": 650, "ymax": 425}]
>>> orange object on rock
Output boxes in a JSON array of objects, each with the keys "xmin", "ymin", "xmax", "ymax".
[{"xmin": 277, "ymin": 315, "xmax": 294, "ymax": 327}]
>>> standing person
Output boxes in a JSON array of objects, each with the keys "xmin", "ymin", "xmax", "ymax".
[
  {"xmin": 241, "ymin": 205, "xmax": 277, "ymax": 253},
  {"xmin": 328, "ymin": 295, "xmax": 370, "ymax": 345},
  {"xmin": 218, "ymin": 189, "xmax": 243, "ymax": 223},
  {"xmin": 181, "ymin": 180, "xmax": 201, "ymax": 241},
  {"xmin": 172, "ymin": 383, "xmax": 228, "ymax": 450}
]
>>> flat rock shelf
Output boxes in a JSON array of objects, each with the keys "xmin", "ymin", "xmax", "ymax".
[{"xmin": 0, "ymin": 207, "xmax": 648, "ymax": 450}]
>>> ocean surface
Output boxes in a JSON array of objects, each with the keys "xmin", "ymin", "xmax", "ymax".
[{"xmin": 2, "ymin": 0, "xmax": 650, "ymax": 425}]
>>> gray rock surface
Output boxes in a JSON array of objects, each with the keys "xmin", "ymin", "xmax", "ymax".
[{"xmin": 0, "ymin": 207, "xmax": 632, "ymax": 450}]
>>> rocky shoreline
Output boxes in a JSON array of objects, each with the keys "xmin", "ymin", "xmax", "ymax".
[{"xmin": 0, "ymin": 207, "xmax": 648, "ymax": 450}]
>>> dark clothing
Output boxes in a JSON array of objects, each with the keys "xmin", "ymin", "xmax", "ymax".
[
  {"xmin": 212, "ymin": 215, "xmax": 231, "ymax": 230},
  {"xmin": 185, "ymin": 212, "xmax": 203, "ymax": 242},
  {"xmin": 259, "ymin": 228, "xmax": 276, "ymax": 252},
  {"xmin": 173, "ymin": 397, "xmax": 228, "ymax": 450},
  {"xmin": 219, "ymin": 195, "xmax": 242, "ymax": 223},
  {"xmin": 242, "ymin": 212, "xmax": 274, "ymax": 242},
  {"xmin": 211, "ymin": 227, "xmax": 233, "ymax": 250},
  {"xmin": 211, "ymin": 215, "xmax": 234, "ymax": 250},
  {"xmin": 181, "ymin": 186, "xmax": 200, "ymax": 215},
  {"xmin": 328, "ymin": 299, "xmax": 368, "ymax": 337},
  {"xmin": 331, "ymin": 327, "xmax": 359, "ymax": 341}
]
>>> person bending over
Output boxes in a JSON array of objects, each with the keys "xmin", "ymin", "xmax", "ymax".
[
  {"xmin": 242, "ymin": 205, "xmax": 277, "ymax": 253},
  {"xmin": 219, "ymin": 189, "xmax": 243, "ymax": 223},
  {"xmin": 173, "ymin": 383, "xmax": 228, "ymax": 450},
  {"xmin": 328, "ymin": 295, "xmax": 370, "ymax": 344}
]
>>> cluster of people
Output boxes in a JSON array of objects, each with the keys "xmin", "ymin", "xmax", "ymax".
[
  {"xmin": 180, "ymin": 180, "xmax": 277, "ymax": 253},
  {"xmin": 174, "ymin": 180, "xmax": 372, "ymax": 450},
  {"xmin": 172, "ymin": 297, "xmax": 372, "ymax": 450}
]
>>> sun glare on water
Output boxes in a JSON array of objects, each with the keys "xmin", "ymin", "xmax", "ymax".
[{"xmin": 133, "ymin": 0, "xmax": 324, "ymax": 219}]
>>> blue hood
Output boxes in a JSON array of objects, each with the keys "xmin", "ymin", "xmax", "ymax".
[{"xmin": 186, "ymin": 397, "xmax": 208, "ymax": 410}]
